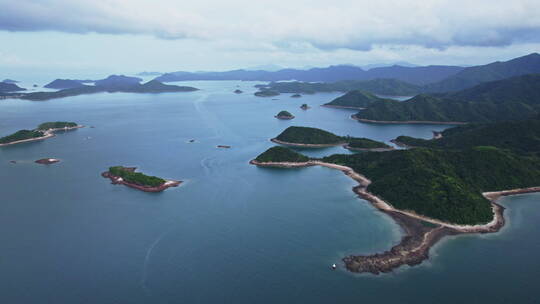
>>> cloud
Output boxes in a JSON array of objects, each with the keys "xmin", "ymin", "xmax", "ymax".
[{"xmin": 1, "ymin": 0, "xmax": 540, "ymax": 51}]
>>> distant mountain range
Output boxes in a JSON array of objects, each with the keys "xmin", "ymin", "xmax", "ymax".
[
  {"xmin": 155, "ymin": 64, "xmax": 464, "ymax": 85},
  {"xmin": 155, "ymin": 53, "xmax": 540, "ymax": 93},
  {"xmin": 424, "ymin": 53, "xmax": 540, "ymax": 92}
]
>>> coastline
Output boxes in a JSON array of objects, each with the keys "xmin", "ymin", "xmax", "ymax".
[
  {"xmin": 322, "ymin": 105, "xmax": 366, "ymax": 110},
  {"xmin": 351, "ymin": 114, "xmax": 467, "ymax": 125},
  {"xmin": 250, "ymin": 159, "xmax": 539, "ymax": 274},
  {"xmin": 101, "ymin": 171, "xmax": 182, "ymax": 192},
  {"xmin": 271, "ymin": 138, "xmax": 346, "ymax": 148},
  {"xmin": 0, "ymin": 125, "xmax": 84, "ymax": 147},
  {"xmin": 343, "ymin": 144, "xmax": 394, "ymax": 152}
]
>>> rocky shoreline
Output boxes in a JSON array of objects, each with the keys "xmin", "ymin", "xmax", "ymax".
[
  {"xmin": 249, "ymin": 159, "xmax": 538, "ymax": 274},
  {"xmin": 270, "ymin": 138, "xmax": 346, "ymax": 148},
  {"xmin": 351, "ymin": 114, "xmax": 467, "ymax": 125},
  {"xmin": 101, "ymin": 170, "xmax": 182, "ymax": 192},
  {"xmin": 343, "ymin": 144, "xmax": 394, "ymax": 152}
]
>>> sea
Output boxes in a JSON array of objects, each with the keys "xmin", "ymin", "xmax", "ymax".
[{"xmin": 0, "ymin": 79, "xmax": 538, "ymax": 303}]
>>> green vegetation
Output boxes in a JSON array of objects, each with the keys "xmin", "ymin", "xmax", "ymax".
[
  {"xmin": 0, "ymin": 130, "xmax": 45, "ymax": 144},
  {"xmin": 276, "ymin": 110, "xmax": 294, "ymax": 118},
  {"xmin": 274, "ymin": 126, "xmax": 389, "ymax": 149},
  {"xmin": 275, "ymin": 126, "xmax": 344, "ymax": 144},
  {"xmin": 347, "ymin": 138, "xmax": 391, "ymax": 149},
  {"xmin": 394, "ymin": 116, "xmax": 540, "ymax": 155},
  {"xmin": 258, "ymin": 78, "xmax": 420, "ymax": 96},
  {"xmin": 108, "ymin": 166, "xmax": 165, "ymax": 187},
  {"xmin": 321, "ymin": 147, "xmax": 540, "ymax": 225},
  {"xmin": 324, "ymin": 90, "xmax": 387, "ymax": 108},
  {"xmin": 355, "ymin": 74, "xmax": 540, "ymax": 123},
  {"xmin": 37, "ymin": 122, "xmax": 78, "ymax": 130},
  {"xmin": 255, "ymin": 146, "xmax": 309, "ymax": 163},
  {"xmin": 254, "ymin": 90, "xmax": 280, "ymax": 97}
]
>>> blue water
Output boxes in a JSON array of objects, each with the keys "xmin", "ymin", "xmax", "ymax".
[{"xmin": 0, "ymin": 81, "xmax": 538, "ymax": 303}]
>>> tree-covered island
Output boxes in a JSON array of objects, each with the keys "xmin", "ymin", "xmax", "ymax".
[
  {"xmin": 0, "ymin": 121, "xmax": 82, "ymax": 146},
  {"xmin": 272, "ymin": 126, "xmax": 391, "ymax": 151},
  {"xmin": 275, "ymin": 110, "xmax": 295, "ymax": 120},
  {"xmin": 102, "ymin": 166, "xmax": 181, "ymax": 192}
]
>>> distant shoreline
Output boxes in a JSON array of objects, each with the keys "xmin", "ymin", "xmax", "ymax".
[
  {"xmin": 321, "ymin": 105, "xmax": 366, "ymax": 110},
  {"xmin": 250, "ymin": 159, "xmax": 540, "ymax": 274},
  {"xmin": 351, "ymin": 114, "xmax": 467, "ymax": 125},
  {"xmin": 0, "ymin": 125, "xmax": 84, "ymax": 147}
]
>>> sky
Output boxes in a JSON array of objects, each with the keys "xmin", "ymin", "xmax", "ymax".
[{"xmin": 1, "ymin": 0, "xmax": 540, "ymax": 77}]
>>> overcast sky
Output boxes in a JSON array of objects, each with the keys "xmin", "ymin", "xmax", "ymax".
[{"xmin": 1, "ymin": 0, "xmax": 539, "ymax": 76}]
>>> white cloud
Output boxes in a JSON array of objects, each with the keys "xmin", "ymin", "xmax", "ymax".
[{"xmin": 1, "ymin": 0, "xmax": 540, "ymax": 51}]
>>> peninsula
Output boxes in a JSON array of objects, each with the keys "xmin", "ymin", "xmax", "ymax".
[
  {"xmin": 0, "ymin": 121, "xmax": 83, "ymax": 146},
  {"xmin": 250, "ymin": 144, "xmax": 540, "ymax": 274},
  {"xmin": 102, "ymin": 166, "xmax": 181, "ymax": 192}
]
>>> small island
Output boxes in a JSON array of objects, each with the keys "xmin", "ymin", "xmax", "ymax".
[
  {"xmin": 271, "ymin": 126, "xmax": 391, "ymax": 151},
  {"xmin": 35, "ymin": 158, "xmax": 60, "ymax": 165},
  {"xmin": 291, "ymin": 94, "xmax": 301, "ymax": 98},
  {"xmin": 254, "ymin": 90, "xmax": 280, "ymax": 97},
  {"xmin": 102, "ymin": 166, "xmax": 181, "ymax": 192},
  {"xmin": 275, "ymin": 110, "xmax": 295, "ymax": 120},
  {"xmin": 300, "ymin": 104, "xmax": 310, "ymax": 110},
  {"xmin": 234, "ymin": 89, "xmax": 243, "ymax": 94},
  {"xmin": 0, "ymin": 121, "xmax": 83, "ymax": 146}
]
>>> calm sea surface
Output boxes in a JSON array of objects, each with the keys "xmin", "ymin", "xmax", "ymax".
[{"xmin": 0, "ymin": 81, "xmax": 538, "ymax": 303}]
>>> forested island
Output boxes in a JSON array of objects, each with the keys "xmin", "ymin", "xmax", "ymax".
[
  {"xmin": 272, "ymin": 126, "xmax": 390, "ymax": 151},
  {"xmin": 275, "ymin": 110, "xmax": 295, "ymax": 120},
  {"xmin": 0, "ymin": 121, "xmax": 82, "ymax": 146},
  {"xmin": 254, "ymin": 89, "xmax": 280, "ymax": 97},
  {"xmin": 251, "ymin": 114, "xmax": 540, "ymax": 274},
  {"xmin": 102, "ymin": 166, "xmax": 181, "ymax": 192}
]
